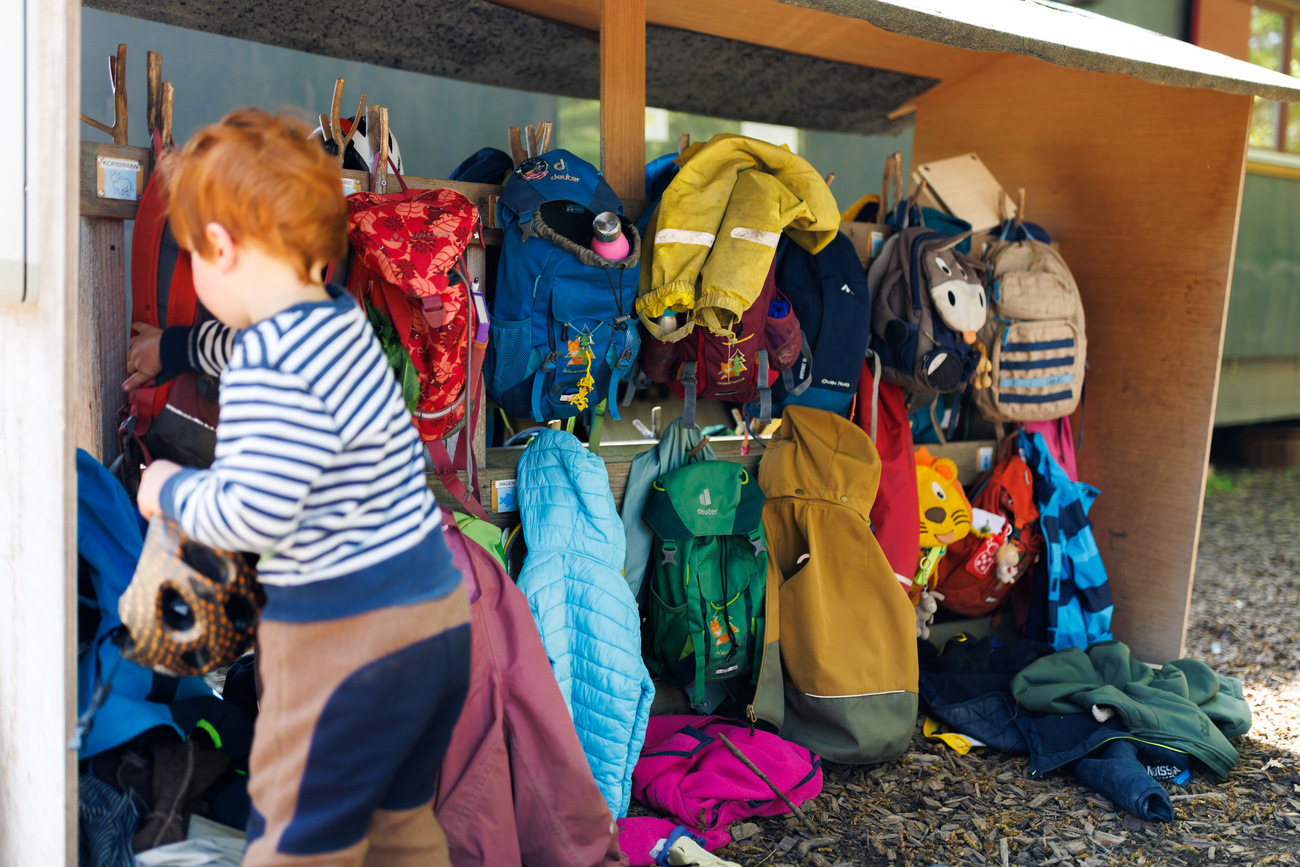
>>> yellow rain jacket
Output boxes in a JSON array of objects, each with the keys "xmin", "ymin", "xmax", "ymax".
[
  {"xmin": 753, "ymin": 406, "xmax": 919, "ymax": 764},
  {"xmin": 636, "ymin": 134, "xmax": 840, "ymax": 343}
]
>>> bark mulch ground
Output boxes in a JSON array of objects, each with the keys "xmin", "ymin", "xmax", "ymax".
[{"xmin": 707, "ymin": 468, "xmax": 1300, "ymax": 867}]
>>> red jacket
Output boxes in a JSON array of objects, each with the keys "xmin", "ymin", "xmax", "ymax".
[
  {"xmin": 856, "ymin": 360, "xmax": 920, "ymax": 593},
  {"xmin": 434, "ymin": 520, "xmax": 625, "ymax": 867}
]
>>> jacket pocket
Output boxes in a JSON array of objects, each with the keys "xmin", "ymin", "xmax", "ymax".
[{"xmin": 486, "ymin": 317, "xmax": 537, "ymax": 399}]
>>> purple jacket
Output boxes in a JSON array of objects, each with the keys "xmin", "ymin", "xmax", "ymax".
[{"xmin": 434, "ymin": 520, "xmax": 625, "ymax": 867}]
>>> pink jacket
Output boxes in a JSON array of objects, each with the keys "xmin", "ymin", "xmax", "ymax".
[
  {"xmin": 434, "ymin": 520, "xmax": 625, "ymax": 867},
  {"xmin": 616, "ymin": 715, "xmax": 822, "ymax": 864}
]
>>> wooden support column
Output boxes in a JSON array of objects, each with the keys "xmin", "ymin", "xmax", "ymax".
[
  {"xmin": 600, "ymin": 0, "xmax": 646, "ymax": 203},
  {"xmin": 75, "ymin": 219, "xmax": 128, "ymax": 465}
]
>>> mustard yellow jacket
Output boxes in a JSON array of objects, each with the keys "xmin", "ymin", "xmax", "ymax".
[{"xmin": 636, "ymin": 134, "xmax": 840, "ymax": 343}]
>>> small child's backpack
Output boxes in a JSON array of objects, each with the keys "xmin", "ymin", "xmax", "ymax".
[
  {"xmin": 487, "ymin": 150, "xmax": 641, "ymax": 423},
  {"xmin": 935, "ymin": 439, "xmax": 1044, "ymax": 616},
  {"xmin": 640, "ymin": 459, "xmax": 767, "ymax": 707},
  {"xmin": 868, "ymin": 215, "xmax": 986, "ymax": 394},
  {"xmin": 972, "ymin": 222, "xmax": 1086, "ymax": 422},
  {"xmin": 747, "ymin": 232, "xmax": 870, "ymax": 419},
  {"xmin": 639, "ymin": 258, "xmax": 802, "ymax": 428},
  {"xmin": 342, "ymin": 169, "xmax": 485, "ymax": 515}
]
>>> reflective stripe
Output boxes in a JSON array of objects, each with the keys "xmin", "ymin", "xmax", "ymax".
[
  {"xmin": 729, "ymin": 226, "xmax": 780, "ymax": 247},
  {"xmin": 1001, "ymin": 356, "xmax": 1075, "ymax": 371},
  {"xmin": 1004, "ymin": 338, "xmax": 1074, "ymax": 352},
  {"xmin": 656, "ymin": 228, "xmax": 717, "ymax": 247},
  {"xmin": 1000, "ymin": 390, "xmax": 1074, "ymax": 404},
  {"xmin": 999, "ymin": 373, "xmax": 1075, "ymax": 390}
]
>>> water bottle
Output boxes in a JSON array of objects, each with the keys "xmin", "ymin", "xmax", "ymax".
[{"xmin": 591, "ymin": 211, "xmax": 630, "ymax": 260}]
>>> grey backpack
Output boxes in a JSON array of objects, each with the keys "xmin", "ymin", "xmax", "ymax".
[{"xmin": 972, "ymin": 238, "xmax": 1086, "ymax": 422}]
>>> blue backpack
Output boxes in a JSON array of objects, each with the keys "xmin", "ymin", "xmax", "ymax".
[
  {"xmin": 749, "ymin": 233, "xmax": 870, "ymax": 419},
  {"xmin": 487, "ymin": 150, "xmax": 642, "ymax": 423}
]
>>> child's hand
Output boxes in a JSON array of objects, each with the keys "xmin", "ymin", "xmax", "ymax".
[
  {"xmin": 124, "ymin": 322, "xmax": 164, "ymax": 393},
  {"xmin": 137, "ymin": 460, "xmax": 182, "ymax": 521}
]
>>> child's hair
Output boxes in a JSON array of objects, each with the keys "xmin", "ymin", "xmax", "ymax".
[{"xmin": 166, "ymin": 108, "xmax": 347, "ymax": 283}]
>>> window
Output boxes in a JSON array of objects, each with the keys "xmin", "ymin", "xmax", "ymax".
[{"xmin": 1249, "ymin": 2, "xmax": 1300, "ymax": 152}]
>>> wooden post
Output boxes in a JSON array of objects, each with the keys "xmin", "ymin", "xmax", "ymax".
[
  {"xmin": 600, "ymin": 0, "xmax": 645, "ymax": 203},
  {"xmin": 0, "ymin": 0, "xmax": 79, "ymax": 862},
  {"xmin": 75, "ymin": 219, "xmax": 128, "ymax": 465}
]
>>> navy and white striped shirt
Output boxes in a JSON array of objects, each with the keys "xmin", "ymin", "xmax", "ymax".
[{"xmin": 158, "ymin": 285, "xmax": 456, "ymax": 622}]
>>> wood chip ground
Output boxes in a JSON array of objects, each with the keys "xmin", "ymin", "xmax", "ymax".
[{"xmin": 703, "ymin": 468, "xmax": 1300, "ymax": 866}]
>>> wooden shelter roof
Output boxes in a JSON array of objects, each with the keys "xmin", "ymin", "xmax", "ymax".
[{"xmin": 86, "ymin": 0, "xmax": 1300, "ymax": 136}]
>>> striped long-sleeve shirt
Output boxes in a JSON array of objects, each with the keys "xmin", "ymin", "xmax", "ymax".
[{"xmin": 158, "ymin": 285, "xmax": 456, "ymax": 623}]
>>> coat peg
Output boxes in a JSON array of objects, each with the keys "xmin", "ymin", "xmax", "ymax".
[
  {"xmin": 825, "ymin": 172, "xmax": 836, "ymax": 186},
  {"xmin": 146, "ymin": 51, "xmax": 162, "ymax": 139},
  {"xmin": 329, "ymin": 78, "xmax": 345, "ymax": 155},
  {"xmin": 337, "ymin": 93, "xmax": 366, "ymax": 167},
  {"xmin": 525, "ymin": 124, "xmax": 537, "ymax": 159},
  {"xmin": 1015, "ymin": 187, "xmax": 1026, "ymax": 228},
  {"xmin": 678, "ymin": 133, "xmax": 690, "ymax": 155},
  {"xmin": 539, "ymin": 121, "xmax": 553, "ymax": 154},
  {"xmin": 487, "ymin": 195, "xmax": 499, "ymax": 231},
  {"xmin": 507, "ymin": 126, "xmax": 526, "ymax": 166},
  {"xmin": 80, "ymin": 43, "xmax": 129, "ymax": 145},
  {"xmin": 318, "ymin": 113, "xmax": 333, "ymax": 143},
  {"xmin": 368, "ymin": 105, "xmax": 390, "ymax": 191},
  {"xmin": 160, "ymin": 81, "xmax": 175, "ymax": 152}
]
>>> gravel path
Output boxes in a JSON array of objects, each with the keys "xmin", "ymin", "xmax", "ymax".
[{"xmin": 707, "ymin": 468, "xmax": 1300, "ymax": 867}]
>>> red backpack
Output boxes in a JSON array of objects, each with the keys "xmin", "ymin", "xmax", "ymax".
[
  {"xmin": 934, "ymin": 438, "xmax": 1044, "ymax": 616},
  {"xmin": 340, "ymin": 167, "xmax": 488, "ymax": 517},
  {"xmin": 638, "ymin": 258, "xmax": 801, "ymax": 428},
  {"xmin": 118, "ymin": 143, "xmax": 221, "ymax": 494}
]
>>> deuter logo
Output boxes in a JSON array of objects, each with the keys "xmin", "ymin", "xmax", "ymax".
[
  {"xmin": 553, "ymin": 159, "xmax": 566, "ymax": 171},
  {"xmin": 697, "ymin": 488, "xmax": 717, "ymax": 515}
]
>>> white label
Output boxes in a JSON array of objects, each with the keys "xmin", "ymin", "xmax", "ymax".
[{"xmin": 978, "ymin": 445, "xmax": 994, "ymax": 472}]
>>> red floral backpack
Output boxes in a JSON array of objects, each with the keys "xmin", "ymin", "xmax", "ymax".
[{"xmin": 341, "ymin": 167, "xmax": 488, "ymax": 517}]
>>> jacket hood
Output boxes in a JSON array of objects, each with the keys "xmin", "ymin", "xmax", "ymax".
[
  {"xmin": 757, "ymin": 405, "xmax": 880, "ymax": 521},
  {"xmin": 518, "ymin": 429, "xmax": 626, "ymax": 570}
]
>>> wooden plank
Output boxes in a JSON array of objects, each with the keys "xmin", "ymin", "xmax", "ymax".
[
  {"xmin": 913, "ymin": 55, "xmax": 1254, "ymax": 661},
  {"xmin": 339, "ymin": 169, "xmax": 504, "ymax": 245},
  {"xmin": 79, "ymin": 141, "xmax": 153, "ymax": 219},
  {"xmin": 1, "ymin": 0, "xmax": 78, "ymax": 861},
  {"xmin": 75, "ymin": 218, "xmax": 128, "ymax": 465},
  {"xmin": 600, "ymin": 0, "xmax": 646, "ymax": 203}
]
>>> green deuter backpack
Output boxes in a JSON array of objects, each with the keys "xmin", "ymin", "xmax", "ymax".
[{"xmin": 641, "ymin": 460, "xmax": 767, "ymax": 706}]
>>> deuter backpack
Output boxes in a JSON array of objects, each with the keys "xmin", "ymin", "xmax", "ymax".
[
  {"xmin": 638, "ymin": 257, "xmax": 802, "ymax": 428},
  {"xmin": 868, "ymin": 210, "xmax": 987, "ymax": 394},
  {"xmin": 341, "ymin": 166, "xmax": 487, "ymax": 516},
  {"xmin": 972, "ymin": 222, "xmax": 1086, "ymax": 422},
  {"xmin": 934, "ymin": 438, "xmax": 1044, "ymax": 617},
  {"xmin": 640, "ymin": 459, "xmax": 767, "ymax": 707},
  {"xmin": 747, "ymin": 232, "xmax": 870, "ymax": 419},
  {"xmin": 487, "ymin": 150, "xmax": 641, "ymax": 423}
]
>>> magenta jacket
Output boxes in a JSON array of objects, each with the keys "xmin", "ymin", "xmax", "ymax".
[{"xmin": 434, "ymin": 520, "xmax": 626, "ymax": 867}]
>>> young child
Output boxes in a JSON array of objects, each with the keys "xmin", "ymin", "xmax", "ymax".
[{"xmin": 133, "ymin": 108, "xmax": 470, "ymax": 867}]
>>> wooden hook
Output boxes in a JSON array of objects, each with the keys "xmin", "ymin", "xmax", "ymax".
[
  {"xmin": 824, "ymin": 172, "xmax": 835, "ymax": 187},
  {"xmin": 1015, "ymin": 187, "xmax": 1026, "ymax": 228},
  {"xmin": 160, "ymin": 81, "xmax": 174, "ymax": 152},
  {"xmin": 539, "ymin": 121, "xmax": 553, "ymax": 154},
  {"xmin": 678, "ymin": 133, "xmax": 690, "ymax": 155},
  {"xmin": 368, "ymin": 105, "xmax": 389, "ymax": 191},
  {"xmin": 337, "ymin": 93, "xmax": 366, "ymax": 167},
  {"xmin": 507, "ymin": 126, "xmax": 526, "ymax": 166},
  {"xmin": 80, "ymin": 43, "xmax": 129, "ymax": 145},
  {"xmin": 318, "ymin": 113, "xmax": 332, "ymax": 143},
  {"xmin": 329, "ymin": 78, "xmax": 345, "ymax": 155},
  {"xmin": 146, "ymin": 51, "xmax": 161, "ymax": 139}
]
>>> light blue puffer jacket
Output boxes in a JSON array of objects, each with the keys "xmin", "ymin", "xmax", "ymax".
[{"xmin": 516, "ymin": 429, "xmax": 655, "ymax": 817}]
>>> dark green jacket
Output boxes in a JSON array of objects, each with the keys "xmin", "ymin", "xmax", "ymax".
[{"xmin": 1011, "ymin": 641, "xmax": 1250, "ymax": 778}]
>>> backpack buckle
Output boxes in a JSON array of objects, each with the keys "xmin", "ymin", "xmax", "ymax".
[{"xmin": 542, "ymin": 351, "xmax": 559, "ymax": 372}]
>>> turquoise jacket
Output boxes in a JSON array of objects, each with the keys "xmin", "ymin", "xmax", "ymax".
[
  {"xmin": 517, "ymin": 430, "xmax": 655, "ymax": 816},
  {"xmin": 1012, "ymin": 641, "xmax": 1250, "ymax": 778}
]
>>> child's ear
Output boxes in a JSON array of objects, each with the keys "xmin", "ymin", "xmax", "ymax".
[{"xmin": 204, "ymin": 222, "xmax": 238, "ymax": 273}]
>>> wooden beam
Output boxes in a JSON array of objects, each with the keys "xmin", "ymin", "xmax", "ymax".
[
  {"xmin": 913, "ymin": 55, "xmax": 1253, "ymax": 661},
  {"xmin": 600, "ymin": 0, "xmax": 645, "ymax": 203},
  {"xmin": 0, "ymin": 0, "xmax": 79, "ymax": 861},
  {"xmin": 75, "ymin": 219, "xmax": 128, "ymax": 466}
]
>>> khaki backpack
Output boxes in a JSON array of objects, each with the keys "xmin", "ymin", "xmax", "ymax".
[{"xmin": 973, "ymin": 237, "xmax": 1086, "ymax": 422}]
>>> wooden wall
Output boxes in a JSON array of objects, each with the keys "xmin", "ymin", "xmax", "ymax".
[
  {"xmin": 912, "ymin": 55, "xmax": 1253, "ymax": 661},
  {"xmin": 0, "ymin": 0, "xmax": 79, "ymax": 863}
]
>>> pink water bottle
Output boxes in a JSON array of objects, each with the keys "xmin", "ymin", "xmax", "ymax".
[{"xmin": 591, "ymin": 211, "xmax": 630, "ymax": 260}]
